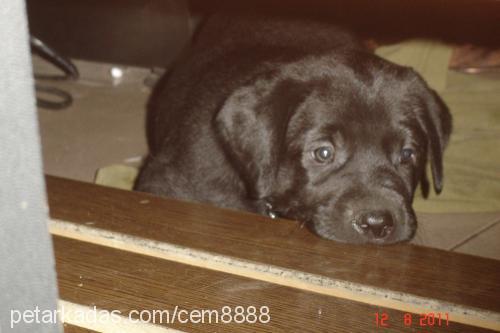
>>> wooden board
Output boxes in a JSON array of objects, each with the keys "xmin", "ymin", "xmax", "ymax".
[
  {"xmin": 55, "ymin": 236, "xmax": 495, "ymax": 333},
  {"xmin": 46, "ymin": 176, "xmax": 500, "ymax": 331}
]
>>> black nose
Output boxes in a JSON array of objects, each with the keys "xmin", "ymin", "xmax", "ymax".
[{"xmin": 354, "ymin": 210, "xmax": 394, "ymax": 239}]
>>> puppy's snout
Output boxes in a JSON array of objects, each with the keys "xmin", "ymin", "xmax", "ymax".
[{"xmin": 353, "ymin": 210, "xmax": 394, "ymax": 239}]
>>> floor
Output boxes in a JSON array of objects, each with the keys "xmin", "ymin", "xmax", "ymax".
[{"xmin": 34, "ymin": 57, "xmax": 500, "ymax": 261}]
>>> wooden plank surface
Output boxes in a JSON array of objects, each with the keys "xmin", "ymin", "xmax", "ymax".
[
  {"xmin": 46, "ymin": 175, "xmax": 500, "ymax": 318},
  {"xmin": 54, "ymin": 236, "xmax": 495, "ymax": 333}
]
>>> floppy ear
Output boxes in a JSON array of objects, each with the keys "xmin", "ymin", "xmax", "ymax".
[
  {"xmin": 214, "ymin": 78, "xmax": 309, "ymax": 199},
  {"xmin": 419, "ymin": 88, "xmax": 452, "ymax": 195},
  {"xmin": 419, "ymin": 155, "xmax": 430, "ymax": 198}
]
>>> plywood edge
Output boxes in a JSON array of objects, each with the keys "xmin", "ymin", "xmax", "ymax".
[
  {"xmin": 58, "ymin": 300, "xmax": 185, "ymax": 333},
  {"xmin": 49, "ymin": 219, "xmax": 500, "ymax": 331}
]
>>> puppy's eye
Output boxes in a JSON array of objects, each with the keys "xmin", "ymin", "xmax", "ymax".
[
  {"xmin": 400, "ymin": 148, "xmax": 415, "ymax": 163},
  {"xmin": 313, "ymin": 146, "xmax": 334, "ymax": 163}
]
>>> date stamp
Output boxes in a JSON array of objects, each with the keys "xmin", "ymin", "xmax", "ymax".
[{"xmin": 374, "ymin": 312, "xmax": 450, "ymax": 328}]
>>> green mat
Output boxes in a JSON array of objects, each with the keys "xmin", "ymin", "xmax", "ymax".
[
  {"xmin": 95, "ymin": 164, "xmax": 138, "ymax": 191},
  {"xmin": 96, "ymin": 40, "xmax": 500, "ymax": 214}
]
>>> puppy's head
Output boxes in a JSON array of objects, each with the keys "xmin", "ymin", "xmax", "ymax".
[{"xmin": 214, "ymin": 53, "xmax": 452, "ymax": 244}]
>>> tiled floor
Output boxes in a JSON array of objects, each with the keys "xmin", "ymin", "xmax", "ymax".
[
  {"xmin": 412, "ymin": 212, "xmax": 500, "ymax": 259},
  {"xmin": 36, "ymin": 58, "xmax": 150, "ymax": 182},
  {"xmin": 35, "ymin": 57, "xmax": 500, "ymax": 260}
]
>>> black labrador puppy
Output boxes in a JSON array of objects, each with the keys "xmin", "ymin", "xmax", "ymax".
[{"xmin": 135, "ymin": 14, "xmax": 452, "ymax": 244}]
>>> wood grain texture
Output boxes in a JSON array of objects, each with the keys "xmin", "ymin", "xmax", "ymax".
[
  {"xmin": 46, "ymin": 176, "xmax": 500, "ymax": 316},
  {"xmin": 54, "ymin": 236, "xmax": 495, "ymax": 333},
  {"xmin": 49, "ymin": 219, "xmax": 499, "ymax": 330}
]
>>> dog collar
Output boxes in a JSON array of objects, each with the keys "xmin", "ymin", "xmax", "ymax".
[{"xmin": 264, "ymin": 202, "xmax": 278, "ymax": 219}]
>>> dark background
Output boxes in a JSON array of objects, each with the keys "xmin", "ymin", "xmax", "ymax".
[{"xmin": 27, "ymin": 0, "xmax": 500, "ymax": 68}]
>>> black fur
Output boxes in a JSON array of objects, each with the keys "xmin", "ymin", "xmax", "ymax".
[{"xmin": 135, "ymin": 14, "xmax": 452, "ymax": 244}]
